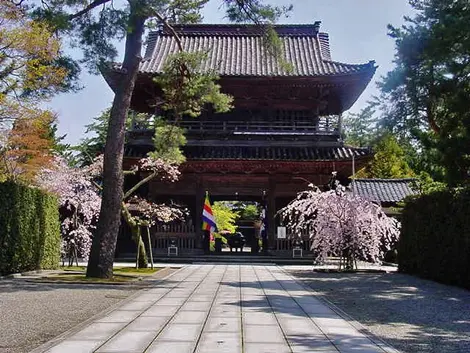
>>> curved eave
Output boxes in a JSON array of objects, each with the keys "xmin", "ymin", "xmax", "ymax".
[{"xmin": 101, "ymin": 62, "xmax": 376, "ymax": 91}]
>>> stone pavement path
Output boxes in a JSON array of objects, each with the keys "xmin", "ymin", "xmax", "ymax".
[{"xmin": 33, "ymin": 265, "xmax": 398, "ymax": 353}]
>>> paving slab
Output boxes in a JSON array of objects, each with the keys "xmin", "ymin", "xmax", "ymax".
[{"xmin": 33, "ymin": 264, "xmax": 398, "ymax": 353}]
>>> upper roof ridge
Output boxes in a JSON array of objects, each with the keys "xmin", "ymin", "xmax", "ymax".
[{"xmin": 156, "ymin": 22, "xmax": 322, "ymax": 37}]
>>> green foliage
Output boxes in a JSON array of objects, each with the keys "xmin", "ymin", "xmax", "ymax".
[
  {"xmin": 74, "ymin": 109, "xmax": 113, "ymax": 165},
  {"xmin": 240, "ymin": 203, "xmax": 260, "ymax": 221},
  {"xmin": 155, "ymin": 51, "xmax": 233, "ymax": 119},
  {"xmin": 399, "ymin": 187, "xmax": 470, "ymax": 289},
  {"xmin": 148, "ymin": 117, "xmax": 186, "ymax": 164},
  {"xmin": 410, "ymin": 171, "xmax": 447, "ymax": 195},
  {"xmin": 355, "ymin": 133, "xmax": 415, "ymax": 179},
  {"xmin": 0, "ymin": 181, "xmax": 61, "ymax": 275},
  {"xmin": 343, "ymin": 105, "xmax": 378, "ymax": 147},
  {"xmin": 224, "ymin": 0, "xmax": 292, "ymax": 23},
  {"xmin": 378, "ymin": 0, "xmax": 470, "ymax": 185},
  {"xmin": 75, "ymin": 109, "xmax": 165, "ymax": 165},
  {"xmin": 212, "ymin": 201, "xmax": 240, "ymax": 234}
]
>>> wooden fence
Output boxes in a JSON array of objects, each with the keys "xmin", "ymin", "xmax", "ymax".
[{"xmin": 152, "ymin": 224, "xmax": 198, "ymax": 254}]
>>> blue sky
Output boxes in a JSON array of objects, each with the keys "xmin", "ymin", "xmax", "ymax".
[{"xmin": 48, "ymin": 0, "xmax": 414, "ymax": 145}]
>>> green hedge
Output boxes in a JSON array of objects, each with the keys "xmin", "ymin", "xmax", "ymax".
[
  {"xmin": 399, "ymin": 188, "xmax": 470, "ymax": 289},
  {"xmin": 0, "ymin": 182, "xmax": 61, "ymax": 275}
]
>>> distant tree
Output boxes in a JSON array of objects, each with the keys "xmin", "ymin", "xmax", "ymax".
[
  {"xmin": 377, "ymin": 0, "xmax": 470, "ymax": 185},
  {"xmin": 0, "ymin": 1, "xmax": 77, "ymax": 182},
  {"xmin": 355, "ymin": 133, "xmax": 415, "ymax": 179},
  {"xmin": 241, "ymin": 204, "xmax": 260, "ymax": 221},
  {"xmin": 74, "ymin": 109, "xmax": 150, "ymax": 166},
  {"xmin": 212, "ymin": 202, "xmax": 240, "ymax": 234},
  {"xmin": 229, "ymin": 201, "xmax": 260, "ymax": 221},
  {"xmin": 279, "ymin": 184, "xmax": 400, "ymax": 270},
  {"xmin": 0, "ymin": 1, "xmax": 78, "ymax": 123},
  {"xmin": 343, "ymin": 105, "xmax": 378, "ymax": 147},
  {"xmin": 0, "ymin": 111, "xmax": 56, "ymax": 182}
]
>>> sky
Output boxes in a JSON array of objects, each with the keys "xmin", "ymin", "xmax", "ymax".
[{"xmin": 47, "ymin": 0, "xmax": 415, "ymax": 145}]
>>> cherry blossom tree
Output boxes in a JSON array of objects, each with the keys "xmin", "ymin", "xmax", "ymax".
[
  {"xmin": 279, "ymin": 184, "xmax": 400, "ymax": 270},
  {"xmin": 37, "ymin": 157, "xmax": 101, "ymax": 262},
  {"xmin": 38, "ymin": 154, "xmax": 184, "ymax": 268}
]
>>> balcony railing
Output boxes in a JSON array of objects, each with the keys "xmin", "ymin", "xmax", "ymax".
[{"xmin": 130, "ymin": 115, "xmax": 341, "ymax": 136}]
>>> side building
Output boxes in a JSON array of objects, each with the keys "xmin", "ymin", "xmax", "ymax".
[{"xmin": 102, "ymin": 23, "xmax": 376, "ymax": 255}]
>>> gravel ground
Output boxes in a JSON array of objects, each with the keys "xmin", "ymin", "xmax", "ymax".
[
  {"xmin": 0, "ymin": 268, "xmax": 178, "ymax": 353},
  {"xmin": 288, "ymin": 270, "xmax": 470, "ymax": 353}
]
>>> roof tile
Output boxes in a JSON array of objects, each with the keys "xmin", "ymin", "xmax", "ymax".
[
  {"xmin": 351, "ymin": 178, "xmax": 417, "ymax": 203},
  {"xmin": 125, "ymin": 144, "xmax": 370, "ymax": 161},
  {"xmin": 140, "ymin": 24, "xmax": 375, "ymax": 77}
]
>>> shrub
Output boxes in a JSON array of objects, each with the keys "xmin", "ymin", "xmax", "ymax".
[
  {"xmin": 0, "ymin": 182, "xmax": 61, "ymax": 275},
  {"xmin": 399, "ymin": 187, "xmax": 470, "ymax": 289}
]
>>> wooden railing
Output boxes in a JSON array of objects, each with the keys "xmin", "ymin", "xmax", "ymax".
[
  {"xmin": 275, "ymin": 230, "xmax": 313, "ymax": 253},
  {"xmin": 275, "ymin": 238, "xmax": 313, "ymax": 252},
  {"xmin": 152, "ymin": 224, "xmax": 197, "ymax": 251},
  {"xmin": 178, "ymin": 118, "xmax": 339, "ymax": 134},
  {"xmin": 130, "ymin": 115, "xmax": 340, "ymax": 135},
  {"xmin": 155, "ymin": 223, "xmax": 195, "ymax": 234}
]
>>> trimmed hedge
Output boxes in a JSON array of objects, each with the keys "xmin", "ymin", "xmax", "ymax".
[
  {"xmin": 0, "ymin": 182, "xmax": 61, "ymax": 275},
  {"xmin": 399, "ymin": 188, "xmax": 470, "ymax": 289}
]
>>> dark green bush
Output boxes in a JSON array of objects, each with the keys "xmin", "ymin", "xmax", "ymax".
[
  {"xmin": 0, "ymin": 182, "xmax": 61, "ymax": 275},
  {"xmin": 399, "ymin": 188, "xmax": 470, "ymax": 289}
]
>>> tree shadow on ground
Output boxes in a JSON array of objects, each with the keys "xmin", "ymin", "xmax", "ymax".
[
  {"xmin": 289, "ymin": 270, "xmax": 470, "ymax": 353},
  {"xmin": 0, "ymin": 277, "xmax": 179, "ymax": 293}
]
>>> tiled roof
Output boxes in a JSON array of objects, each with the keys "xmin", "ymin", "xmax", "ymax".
[
  {"xmin": 351, "ymin": 178, "xmax": 417, "ymax": 204},
  {"xmin": 125, "ymin": 144, "xmax": 370, "ymax": 161},
  {"xmin": 140, "ymin": 24, "xmax": 375, "ymax": 77}
]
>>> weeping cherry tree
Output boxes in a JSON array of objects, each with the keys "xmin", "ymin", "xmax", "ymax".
[{"xmin": 279, "ymin": 184, "xmax": 400, "ymax": 270}]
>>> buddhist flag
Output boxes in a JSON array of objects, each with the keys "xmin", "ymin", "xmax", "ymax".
[{"xmin": 202, "ymin": 192, "xmax": 218, "ymax": 233}]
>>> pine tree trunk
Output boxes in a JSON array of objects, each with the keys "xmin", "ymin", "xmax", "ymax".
[{"xmin": 86, "ymin": 6, "xmax": 146, "ymax": 279}]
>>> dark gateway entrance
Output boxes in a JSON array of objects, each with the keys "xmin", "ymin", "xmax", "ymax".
[{"xmin": 104, "ymin": 23, "xmax": 376, "ymax": 257}]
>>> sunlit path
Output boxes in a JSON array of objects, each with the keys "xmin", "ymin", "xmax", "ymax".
[{"xmin": 32, "ymin": 265, "xmax": 398, "ymax": 353}]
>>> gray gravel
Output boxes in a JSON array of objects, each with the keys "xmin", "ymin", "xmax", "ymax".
[
  {"xmin": 288, "ymin": 270, "xmax": 470, "ymax": 353},
  {"xmin": 0, "ymin": 279, "xmax": 137, "ymax": 353}
]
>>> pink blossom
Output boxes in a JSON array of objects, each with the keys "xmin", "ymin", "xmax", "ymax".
[
  {"xmin": 139, "ymin": 157, "xmax": 180, "ymax": 182},
  {"xmin": 36, "ymin": 157, "xmax": 101, "ymax": 259},
  {"xmin": 125, "ymin": 196, "xmax": 185, "ymax": 225},
  {"xmin": 279, "ymin": 184, "xmax": 400, "ymax": 266}
]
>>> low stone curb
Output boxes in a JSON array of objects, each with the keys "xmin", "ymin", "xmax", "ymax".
[
  {"xmin": 0, "ymin": 269, "xmax": 48, "ymax": 280},
  {"xmin": 28, "ymin": 265, "xmax": 185, "ymax": 353}
]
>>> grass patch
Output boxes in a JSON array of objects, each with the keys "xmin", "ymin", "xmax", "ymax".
[
  {"xmin": 60, "ymin": 266, "xmax": 86, "ymax": 272},
  {"xmin": 114, "ymin": 267, "xmax": 160, "ymax": 275},
  {"xmin": 58, "ymin": 265, "xmax": 161, "ymax": 278},
  {"xmin": 59, "ymin": 266, "xmax": 161, "ymax": 276}
]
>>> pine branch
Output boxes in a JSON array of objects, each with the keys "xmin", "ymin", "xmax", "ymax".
[
  {"xmin": 147, "ymin": 8, "xmax": 183, "ymax": 51},
  {"xmin": 69, "ymin": 0, "xmax": 112, "ymax": 20}
]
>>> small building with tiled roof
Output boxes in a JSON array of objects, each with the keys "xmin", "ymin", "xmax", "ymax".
[
  {"xmin": 351, "ymin": 178, "xmax": 417, "ymax": 211},
  {"xmin": 103, "ymin": 22, "xmax": 377, "ymax": 254}
]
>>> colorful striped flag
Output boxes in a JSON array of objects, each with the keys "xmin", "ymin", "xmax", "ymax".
[{"xmin": 202, "ymin": 192, "xmax": 218, "ymax": 233}]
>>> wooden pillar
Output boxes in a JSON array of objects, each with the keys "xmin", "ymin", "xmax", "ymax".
[
  {"xmin": 337, "ymin": 113, "xmax": 343, "ymax": 136},
  {"xmin": 195, "ymin": 180, "xmax": 205, "ymax": 249},
  {"xmin": 267, "ymin": 178, "xmax": 277, "ymax": 249}
]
